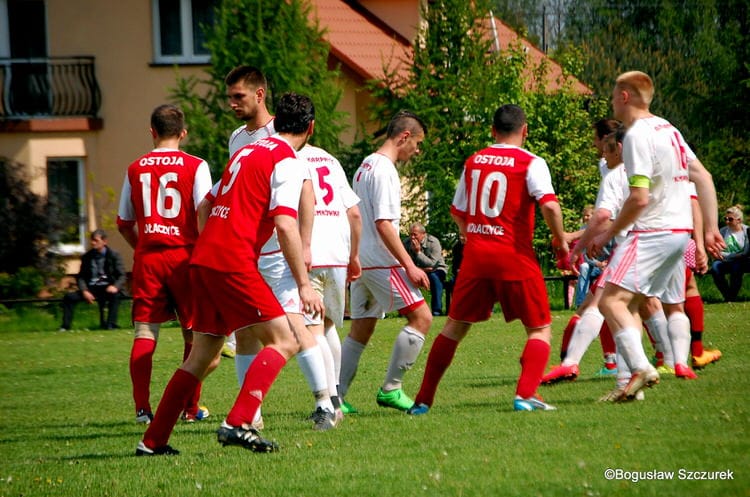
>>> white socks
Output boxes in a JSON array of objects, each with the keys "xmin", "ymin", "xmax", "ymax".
[
  {"xmin": 338, "ymin": 336, "xmax": 366, "ymax": 398},
  {"xmin": 614, "ymin": 326, "xmax": 651, "ymax": 372},
  {"xmin": 297, "ymin": 345, "xmax": 334, "ymax": 413},
  {"xmin": 383, "ymin": 326, "xmax": 425, "ymax": 392},
  {"xmin": 667, "ymin": 312, "xmax": 691, "ymax": 367},
  {"xmin": 564, "ymin": 308, "xmax": 604, "ymax": 366},
  {"xmin": 645, "ymin": 310, "xmax": 672, "ymax": 366}
]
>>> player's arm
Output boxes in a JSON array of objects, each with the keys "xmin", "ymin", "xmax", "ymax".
[
  {"xmin": 197, "ymin": 181, "xmax": 220, "ymax": 233},
  {"xmin": 573, "ymin": 208, "xmax": 612, "ymax": 264},
  {"xmin": 116, "ymin": 176, "xmax": 138, "ymax": 248},
  {"xmin": 276, "ymin": 213, "xmax": 323, "ymax": 317},
  {"xmin": 346, "ymin": 205, "xmax": 362, "ymax": 282},
  {"xmin": 540, "ymin": 199, "xmax": 569, "ymax": 259},
  {"xmin": 688, "ymin": 158, "xmax": 725, "ymax": 259},
  {"xmin": 690, "ymin": 195, "xmax": 708, "ymax": 274},
  {"xmin": 450, "ymin": 211, "xmax": 467, "ymax": 240},
  {"xmin": 375, "ymin": 219, "xmax": 429, "ymax": 289},
  {"xmin": 297, "ymin": 180, "xmax": 314, "ymax": 271}
]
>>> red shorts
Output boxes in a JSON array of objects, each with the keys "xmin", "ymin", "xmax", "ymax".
[
  {"xmin": 131, "ymin": 247, "xmax": 193, "ymax": 327},
  {"xmin": 448, "ymin": 274, "xmax": 551, "ymax": 328},
  {"xmin": 190, "ymin": 265, "xmax": 285, "ymax": 336}
]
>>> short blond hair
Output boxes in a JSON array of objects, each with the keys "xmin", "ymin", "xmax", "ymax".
[
  {"xmin": 616, "ymin": 71, "xmax": 654, "ymax": 106},
  {"xmin": 726, "ymin": 205, "xmax": 744, "ymax": 220}
]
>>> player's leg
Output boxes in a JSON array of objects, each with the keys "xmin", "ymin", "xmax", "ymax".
[
  {"xmin": 339, "ymin": 275, "xmax": 382, "ymax": 410},
  {"xmin": 138, "ymin": 330, "xmax": 224, "ymax": 455},
  {"xmin": 686, "ymin": 272, "xmax": 721, "ymax": 368},
  {"xmin": 639, "ymin": 297, "xmax": 672, "ymax": 371},
  {"xmin": 408, "ymin": 318, "xmax": 472, "ymax": 415},
  {"xmin": 377, "ymin": 268, "xmax": 433, "ymax": 411}
]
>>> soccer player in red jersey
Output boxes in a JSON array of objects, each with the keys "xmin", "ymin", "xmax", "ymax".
[
  {"xmin": 135, "ymin": 93, "xmax": 323, "ymax": 455},
  {"xmin": 407, "ymin": 104, "xmax": 572, "ymax": 414},
  {"xmin": 117, "ymin": 104, "xmax": 214, "ymax": 424}
]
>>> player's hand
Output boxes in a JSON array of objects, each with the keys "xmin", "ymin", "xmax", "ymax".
[
  {"xmin": 588, "ymin": 232, "xmax": 610, "ymax": 259},
  {"xmin": 347, "ymin": 256, "xmax": 362, "ymax": 282},
  {"xmin": 704, "ymin": 228, "xmax": 726, "ymax": 260},
  {"xmin": 299, "ymin": 283, "xmax": 324, "ymax": 318},
  {"xmin": 406, "ymin": 264, "xmax": 430, "ymax": 289},
  {"xmin": 694, "ymin": 245, "xmax": 709, "ymax": 275},
  {"xmin": 106, "ymin": 285, "xmax": 119, "ymax": 294}
]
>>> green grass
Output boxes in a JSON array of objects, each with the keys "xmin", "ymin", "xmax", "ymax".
[{"xmin": 1, "ymin": 303, "xmax": 748, "ymax": 497}]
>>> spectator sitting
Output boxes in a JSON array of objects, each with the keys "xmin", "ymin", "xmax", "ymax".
[
  {"xmin": 60, "ymin": 229, "xmax": 127, "ymax": 331},
  {"xmin": 711, "ymin": 205, "xmax": 750, "ymax": 301},
  {"xmin": 403, "ymin": 222, "xmax": 448, "ymax": 316}
]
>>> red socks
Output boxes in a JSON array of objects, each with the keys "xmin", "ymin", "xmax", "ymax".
[
  {"xmin": 685, "ymin": 295, "xmax": 704, "ymax": 356},
  {"xmin": 414, "ymin": 334, "xmax": 460, "ymax": 407},
  {"xmin": 599, "ymin": 321, "xmax": 616, "ymax": 362},
  {"xmin": 559, "ymin": 315, "xmax": 580, "ymax": 361},
  {"xmin": 143, "ymin": 368, "xmax": 199, "ymax": 449},
  {"xmin": 130, "ymin": 338, "xmax": 156, "ymax": 413},
  {"xmin": 226, "ymin": 347, "xmax": 287, "ymax": 428},
  {"xmin": 516, "ymin": 339, "xmax": 551, "ymax": 399}
]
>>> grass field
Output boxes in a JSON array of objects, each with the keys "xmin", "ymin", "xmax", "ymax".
[{"xmin": 0, "ymin": 301, "xmax": 748, "ymax": 497}]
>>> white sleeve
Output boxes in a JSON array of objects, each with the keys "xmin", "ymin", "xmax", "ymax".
[
  {"xmin": 526, "ymin": 156, "xmax": 555, "ymax": 200},
  {"xmin": 269, "ymin": 158, "xmax": 307, "ymax": 215},
  {"xmin": 371, "ymin": 166, "xmax": 400, "ymax": 221},
  {"xmin": 117, "ymin": 174, "xmax": 135, "ymax": 221},
  {"xmin": 193, "ymin": 161, "xmax": 213, "ymax": 209},
  {"xmin": 451, "ymin": 167, "xmax": 469, "ymax": 213}
]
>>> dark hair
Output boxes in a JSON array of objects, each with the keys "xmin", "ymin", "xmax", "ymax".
[
  {"xmin": 493, "ymin": 104, "xmax": 526, "ymax": 134},
  {"xmin": 385, "ymin": 110, "xmax": 427, "ymax": 139},
  {"xmin": 274, "ymin": 93, "xmax": 315, "ymax": 134},
  {"xmin": 593, "ymin": 118, "xmax": 620, "ymax": 140},
  {"xmin": 604, "ymin": 123, "xmax": 627, "ymax": 153},
  {"xmin": 150, "ymin": 104, "xmax": 184, "ymax": 138},
  {"xmin": 91, "ymin": 229, "xmax": 107, "ymax": 240},
  {"xmin": 224, "ymin": 65, "xmax": 267, "ymax": 89}
]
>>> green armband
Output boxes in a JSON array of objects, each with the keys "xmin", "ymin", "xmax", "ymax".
[{"xmin": 629, "ymin": 175, "xmax": 650, "ymax": 188}]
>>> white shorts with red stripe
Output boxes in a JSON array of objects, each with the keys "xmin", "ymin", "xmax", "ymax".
[
  {"xmin": 602, "ymin": 230, "xmax": 689, "ymax": 304},
  {"xmin": 350, "ymin": 266, "xmax": 425, "ymax": 319}
]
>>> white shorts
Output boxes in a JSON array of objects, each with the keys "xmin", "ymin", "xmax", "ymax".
[
  {"xmin": 350, "ymin": 267, "xmax": 425, "ymax": 319},
  {"xmin": 260, "ymin": 255, "xmax": 302, "ymax": 314},
  {"xmin": 305, "ymin": 266, "xmax": 347, "ymax": 327},
  {"xmin": 603, "ymin": 231, "xmax": 689, "ymax": 304}
]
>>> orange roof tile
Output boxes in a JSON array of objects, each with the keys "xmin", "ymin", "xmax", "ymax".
[
  {"xmin": 311, "ymin": 0, "xmax": 412, "ymax": 83},
  {"xmin": 312, "ymin": 1, "xmax": 589, "ymax": 94}
]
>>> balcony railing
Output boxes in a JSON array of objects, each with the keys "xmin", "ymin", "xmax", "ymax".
[{"xmin": 0, "ymin": 56, "xmax": 101, "ymax": 119}]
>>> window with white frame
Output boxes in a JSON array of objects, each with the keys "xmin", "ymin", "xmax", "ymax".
[
  {"xmin": 152, "ymin": 0, "xmax": 216, "ymax": 64},
  {"xmin": 47, "ymin": 158, "xmax": 86, "ymax": 255}
]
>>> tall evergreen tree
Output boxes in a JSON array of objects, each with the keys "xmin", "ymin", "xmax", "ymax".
[{"xmin": 170, "ymin": 0, "xmax": 347, "ymax": 177}]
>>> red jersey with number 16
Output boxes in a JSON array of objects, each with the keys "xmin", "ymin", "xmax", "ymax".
[
  {"xmin": 190, "ymin": 136, "xmax": 306, "ymax": 272},
  {"xmin": 117, "ymin": 148, "xmax": 212, "ymax": 251},
  {"xmin": 450, "ymin": 144, "xmax": 557, "ymax": 280}
]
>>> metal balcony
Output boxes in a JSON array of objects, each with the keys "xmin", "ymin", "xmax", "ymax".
[{"xmin": 0, "ymin": 56, "xmax": 101, "ymax": 119}]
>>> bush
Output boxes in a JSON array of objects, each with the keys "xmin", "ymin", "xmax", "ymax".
[{"xmin": 0, "ymin": 267, "xmax": 45, "ymax": 299}]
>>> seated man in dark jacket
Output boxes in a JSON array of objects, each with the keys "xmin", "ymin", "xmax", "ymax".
[
  {"xmin": 60, "ymin": 229, "xmax": 127, "ymax": 330},
  {"xmin": 403, "ymin": 223, "xmax": 448, "ymax": 316}
]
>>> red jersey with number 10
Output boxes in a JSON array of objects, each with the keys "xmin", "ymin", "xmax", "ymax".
[
  {"xmin": 117, "ymin": 149, "xmax": 212, "ymax": 251},
  {"xmin": 190, "ymin": 136, "xmax": 305, "ymax": 272},
  {"xmin": 450, "ymin": 144, "xmax": 557, "ymax": 280}
]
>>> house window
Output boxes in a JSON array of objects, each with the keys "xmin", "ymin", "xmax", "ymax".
[
  {"xmin": 47, "ymin": 158, "xmax": 86, "ymax": 254},
  {"xmin": 152, "ymin": 0, "xmax": 216, "ymax": 64}
]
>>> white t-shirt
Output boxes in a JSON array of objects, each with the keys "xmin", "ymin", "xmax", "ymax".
[
  {"xmin": 297, "ymin": 145, "xmax": 360, "ymax": 267},
  {"xmin": 352, "ymin": 152, "xmax": 402, "ymax": 268},
  {"xmin": 228, "ymin": 119, "xmax": 276, "ymax": 157},
  {"xmin": 623, "ymin": 116, "xmax": 695, "ymax": 231},
  {"xmin": 595, "ymin": 162, "xmax": 630, "ymax": 244}
]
